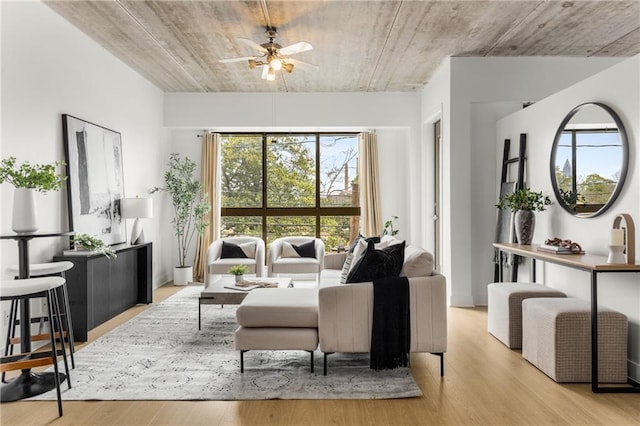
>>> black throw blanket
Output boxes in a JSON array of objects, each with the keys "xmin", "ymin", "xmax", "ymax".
[{"xmin": 370, "ymin": 276, "xmax": 411, "ymax": 370}]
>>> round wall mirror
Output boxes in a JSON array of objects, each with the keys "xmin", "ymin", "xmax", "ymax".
[{"xmin": 550, "ymin": 102, "xmax": 629, "ymax": 218}]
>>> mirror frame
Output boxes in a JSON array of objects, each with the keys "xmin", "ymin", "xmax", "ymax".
[{"xmin": 550, "ymin": 102, "xmax": 629, "ymax": 218}]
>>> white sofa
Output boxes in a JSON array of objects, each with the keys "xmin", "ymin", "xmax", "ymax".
[
  {"xmin": 319, "ymin": 240, "xmax": 447, "ymax": 374},
  {"xmin": 233, "ymin": 239, "xmax": 447, "ymax": 375}
]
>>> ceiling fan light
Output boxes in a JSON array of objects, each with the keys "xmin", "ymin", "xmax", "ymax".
[
  {"xmin": 283, "ymin": 63, "xmax": 294, "ymax": 73},
  {"xmin": 270, "ymin": 58, "xmax": 283, "ymax": 71},
  {"xmin": 266, "ymin": 67, "xmax": 276, "ymax": 81},
  {"xmin": 248, "ymin": 59, "xmax": 258, "ymax": 69}
]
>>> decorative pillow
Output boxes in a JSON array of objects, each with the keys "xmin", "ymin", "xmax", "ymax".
[
  {"xmin": 281, "ymin": 240, "xmax": 316, "ymax": 258},
  {"xmin": 346, "ymin": 240, "xmax": 406, "ymax": 283},
  {"xmin": 340, "ymin": 235, "xmax": 383, "ymax": 280},
  {"xmin": 401, "ymin": 245, "xmax": 434, "ymax": 277},
  {"xmin": 339, "ymin": 251, "xmax": 355, "ymax": 284},
  {"xmin": 220, "ymin": 241, "xmax": 256, "ymax": 259},
  {"xmin": 347, "ymin": 234, "xmax": 380, "ymax": 253}
]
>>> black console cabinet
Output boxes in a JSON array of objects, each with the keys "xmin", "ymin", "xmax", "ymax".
[{"xmin": 54, "ymin": 242, "xmax": 152, "ymax": 341}]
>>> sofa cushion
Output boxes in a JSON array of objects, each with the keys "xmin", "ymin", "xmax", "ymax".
[
  {"xmin": 236, "ymin": 288, "xmax": 318, "ymax": 328},
  {"xmin": 220, "ymin": 241, "xmax": 255, "ymax": 259},
  {"xmin": 401, "ymin": 245, "xmax": 434, "ymax": 277},
  {"xmin": 346, "ymin": 240, "xmax": 406, "ymax": 283},
  {"xmin": 281, "ymin": 240, "xmax": 316, "ymax": 258}
]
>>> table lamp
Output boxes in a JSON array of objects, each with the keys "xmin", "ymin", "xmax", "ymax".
[{"xmin": 121, "ymin": 197, "xmax": 153, "ymax": 245}]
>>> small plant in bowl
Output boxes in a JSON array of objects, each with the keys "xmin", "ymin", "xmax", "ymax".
[
  {"xmin": 229, "ymin": 264, "xmax": 249, "ymax": 282},
  {"xmin": 72, "ymin": 233, "xmax": 116, "ymax": 259}
]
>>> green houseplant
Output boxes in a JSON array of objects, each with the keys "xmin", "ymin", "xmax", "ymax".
[
  {"xmin": 72, "ymin": 233, "xmax": 116, "ymax": 259},
  {"xmin": 229, "ymin": 264, "xmax": 249, "ymax": 282},
  {"xmin": 382, "ymin": 215, "xmax": 399, "ymax": 237},
  {"xmin": 496, "ymin": 187, "xmax": 551, "ymax": 245},
  {"xmin": 0, "ymin": 157, "xmax": 67, "ymax": 232},
  {"xmin": 152, "ymin": 153, "xmax": 210, "ymax": 285}
]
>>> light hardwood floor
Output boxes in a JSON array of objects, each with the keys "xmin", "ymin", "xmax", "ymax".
[{"xmin": 2, "ymin": 284, "xmax": 639, "ymax": 425}]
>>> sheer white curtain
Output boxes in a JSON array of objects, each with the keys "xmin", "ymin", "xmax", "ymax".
[
  {"xmin": 358, "ymin": 131, "xmax": 382, "ymax": 237},
  {"xmin": 194, "ymin": 132, "xmax": 221, "ymax": 283}
]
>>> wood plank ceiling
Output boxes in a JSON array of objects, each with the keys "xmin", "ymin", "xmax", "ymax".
[{"xmin": 43, "ymin": 0, "xmax": 640, "ymax": 93}]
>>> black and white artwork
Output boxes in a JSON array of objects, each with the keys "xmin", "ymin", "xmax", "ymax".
[{"xmin": 62, "ymin": 114, "xmax": 125, "ymax": 245}]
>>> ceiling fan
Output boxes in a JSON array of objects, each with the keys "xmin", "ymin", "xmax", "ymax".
[{"xmin": 219, "ymin": 27, "xmax": 315, "ymax": 81}]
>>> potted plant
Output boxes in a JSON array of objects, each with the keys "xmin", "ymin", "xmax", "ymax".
[
  {"xmin": 496, "ymin": 187, "xmax": 552, "ymax": 245},
  {"xmin": 0, "ymin": 157, "xmax": 66, "ymax": 232},
  {"xmin": 382, "ymin": 215, "xmax": 399, "ymax": 237},
  {"xmin": 72, "ymin": 233, "xmax": 117, "ymax": 259},
  {"xmin": 229, "ymin": 264, "xmax": 249, "ymax": 283},
  {"xmin": 151, "ymin": 153, "xmax": 210, "ymax": 285}
]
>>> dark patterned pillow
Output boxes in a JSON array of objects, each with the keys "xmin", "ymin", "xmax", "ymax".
[
  {"xmin": 347, "ymin": 234, "xmax": 380, "ymax": 253},
  {"xmin": 220, "ymin": 241, "xmax": 255, "ymax": 259},
  {"xmin": 339, "ymin": 234, "xmax": 382, "ymax": 283},
  {"xmin": 346, "ymin": 240, "xmax": 405, "ymax": 283}
]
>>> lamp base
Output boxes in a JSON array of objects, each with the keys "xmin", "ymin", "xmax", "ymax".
[
  {"xmin": 130, "ymin": 218, "xmax": 145, "ymax": 245},
  {"xmin": 607, "ymin": 245, "xmax": 625, "ymax": 264}
]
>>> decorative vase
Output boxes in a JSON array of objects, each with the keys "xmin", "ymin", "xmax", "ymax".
[
  {"xmin": 514, "ymin": 210, "xmax": 535, "ymax": 245},
  {"xmin": 173, "ymin": 266, "xmax": 193, "ymax": 286},
  {"xmin": 12, "ymin": 188, "xmax": 38, "ymax": 233},
  {"xmin": 235, "ymin": 275, "xmax": 244, "ymax": 283}
]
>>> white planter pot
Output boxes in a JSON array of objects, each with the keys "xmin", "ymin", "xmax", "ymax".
[
  {"xmin": 12, "ymin": 188, "xmax": 38, "ymax": 233},
  {"xmin": 173, "ymin": 266, "xmax": 193, "ymax": 286},
  {"xmin": 235, "ymin": 275, "xmax": 244, "ymax": 283}
]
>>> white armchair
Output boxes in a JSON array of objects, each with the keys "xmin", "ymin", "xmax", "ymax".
[
  {"xmin": 205, "ymin": 237, "xmax": 265, "ymax": 285},
  {"xmin": 267, "ymin": 236, "xmax": 325, "ymax": 280}
]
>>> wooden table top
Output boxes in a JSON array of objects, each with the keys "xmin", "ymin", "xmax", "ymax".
[{"xmin": 493, "ymin": 242, "xmax": 640, "ymax": 272}]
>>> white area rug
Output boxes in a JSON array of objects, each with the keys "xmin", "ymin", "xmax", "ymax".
[{"xmin": 32, "ymin": 286, "xmax": 422, "ymax": 400}]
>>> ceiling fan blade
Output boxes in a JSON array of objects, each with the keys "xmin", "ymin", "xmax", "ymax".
[
  {"xmin": 238, "ymin": 37, "xmax": 268, "ymax": 54},
  {"xmin": 218, "ymin": 56, "xmax": 256, "ymax": 64},
  {"xmin": 286, "ymin": 57, "xmax": 318, "ymax": 70},
  {"xmin": 279, "ymin": 41, "xmax": 313, "ymax": 56}
]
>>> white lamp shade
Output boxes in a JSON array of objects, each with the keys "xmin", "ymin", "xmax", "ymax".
[{"xmin": 121, "ymin": 197, "xmax": 153, "ymax": 219}]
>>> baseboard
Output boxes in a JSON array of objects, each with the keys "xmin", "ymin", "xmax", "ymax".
[
  {"xmin": 628, "ymin": 359, "xmax": 640, "ymax": 383},
  {"xmin": 474, "ymin": 291, "xmax": 488, "ymax": 306},
  {"xmin": 449, "ymin": 293, "xmax": 475, "ymax": 307}
]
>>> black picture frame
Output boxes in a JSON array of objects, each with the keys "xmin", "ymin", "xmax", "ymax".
[{"xmin": 62, "ymin": 114, "xmax": 126, "ymax": 245}]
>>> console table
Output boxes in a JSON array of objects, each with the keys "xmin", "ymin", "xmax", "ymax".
[
  {"xmin": 54, "ymin": 242, "xmax": 152, "ymax": 341},
  {"xmin": 493, "ymin": 242, "xmax": 640, "ymax": 393}
]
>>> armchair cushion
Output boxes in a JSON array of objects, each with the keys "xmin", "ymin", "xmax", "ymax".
[
  {"xmin": 281, "ymin": 240, "xmax": 316, "ymax": 258},
  {"xmin": 220, "ymin": 241, "xmax": 256, "ymax": 259},
  {"xmin": 346, "ymin": 240, "xmax": 405, "ymax": 283}
]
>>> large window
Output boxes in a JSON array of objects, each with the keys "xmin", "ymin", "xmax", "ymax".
[{"xmin": 220, "ymin": 133, "xmax": 360, "ymax": 248}]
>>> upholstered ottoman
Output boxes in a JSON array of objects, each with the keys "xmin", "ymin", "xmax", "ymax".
[
  {"xmin": 522, "ymin": 297, "xmax": 628, "ymax": 383},
  {"xmin": 488, "ymin": 282, "xmax": 566, "ymax": 348},
  {"xmin": 235, "ymin": 288, "xmax": 319, "ymax": 372}
]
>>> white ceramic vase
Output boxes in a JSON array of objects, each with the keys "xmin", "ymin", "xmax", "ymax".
[
  {"xmin": 12, "ymin": 188, "xmax": 38, "ymax": 233},
  {"xmin": 235, "ymin": 275, "xmax": 244, "ymax": 283},
  {"xmin": 173, "ymin": 266, "xmax": 193, "ymax": 286}
]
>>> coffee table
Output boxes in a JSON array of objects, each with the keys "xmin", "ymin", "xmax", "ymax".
[{"xmin": 198, "ymin": 276, "xmax": 293, "ymax": 329}]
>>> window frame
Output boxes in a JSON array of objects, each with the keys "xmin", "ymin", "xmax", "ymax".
[{"xmin": 220, "ymin": 132, "xmax": 360, "ymax": 243}]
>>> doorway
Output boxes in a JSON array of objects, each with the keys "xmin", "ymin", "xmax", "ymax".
[{"xmin": 433, "ymin": 120, "xmax": 441, "ymax": 272}]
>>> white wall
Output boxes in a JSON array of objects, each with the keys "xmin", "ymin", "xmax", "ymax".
[
  {"xmin": 421, "ymin": 57, "xmax": 623, "ymax": 306},
  {"xmin": 1, "ymin": 2, "xmax": 171, "ymax": 289},
  {"xmin": 163, "ymin": 92, "xmax": 423, "ymax": 265},
  {"xmin": 497, "ymin": 55, "xmax": 640, "ymax": 381}
]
